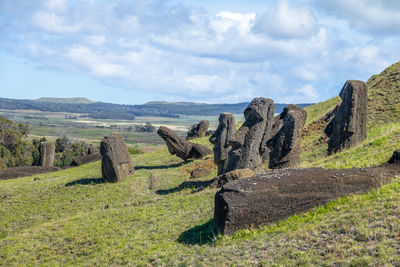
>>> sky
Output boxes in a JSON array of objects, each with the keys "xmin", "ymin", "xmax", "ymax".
[{"xmin": 0, "ymin": 0, "xmax": 399, "ymax": 105}]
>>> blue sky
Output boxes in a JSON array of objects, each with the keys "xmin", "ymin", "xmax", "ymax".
[{"xmin": 0, "ymin": 0, "xmax": 399, "ymax": 104}]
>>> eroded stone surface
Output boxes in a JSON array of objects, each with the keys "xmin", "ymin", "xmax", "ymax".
[
  {"xmin": 325, "ymin": 80, "xmax": 368, "ymax": 154},
  {"xmin": 267, "ymin": 105, "xmax": 307, "ymax": 169},
  {"xmin": 38, "ymin": 142, "xmax": 55, "ymax": 167},
  {"xmin": 226, "ymin": 98, "xmax": 275, "ymax": 173},
  {"xmin": 100, "ymin": 133, "xmax": 135, "ymax": 182},
  {"xmin": 209, "ymin": 113, "xmax": 237, "ymax": 175},
  {"xmin": 216, "ymin": 168, "xmax": 255, "ymax": 187},
  {"xmin": 186, "ymin": 120, "xmax": 210, "ymax": 140}
]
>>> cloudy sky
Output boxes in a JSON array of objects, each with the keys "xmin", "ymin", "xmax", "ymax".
[{"xmin": 0, "ymin": 0, "xmax": 399, "ymax": 104}]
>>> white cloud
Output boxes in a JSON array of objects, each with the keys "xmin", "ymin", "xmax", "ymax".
[
  {"xmin": 317, "ymin": 0, "xmax": 400, "ymax": 34},
  {"xmin": 253, "ymin": 0, "xmax": 318, "ymax": 39},
  {"xmin": 45, "ymin": 0, "xmax": 68, "ymax": 12}
]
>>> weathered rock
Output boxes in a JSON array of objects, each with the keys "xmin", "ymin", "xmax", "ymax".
[
  {"xmin": 186, "ymin": 120, "xmax": 210, "ymax": 140},
  {"xmin": 267, "ymin": 105, "xmax": 307, "ymax": 169},
  {"xmin": 158, "ymin": 126, "xmax": 212, "ymax": 161},
  {"xmin": 388, "ymin": 150, "xmax": 400, "ymax": 164},
  {"xmin": 71, "ymin": 152, "xmax": 102, "ymax": 166},
  {"xmin": 325, "ymin": 80, "xmax": 368, "ymax": 154},
  {"xmin": 209, "ymin": 113, "xmax": 237, "ymax": 175},
  {"xmin": 214, "ymin": 167, "xmax": 392, "ymax": 235},
  {"xmin": 226, "ymin": 98, "xmax": 275, "ymax": 173},
  {"xmin": 88, "ymin": 146, "xmax": 99, "ymax": 155},
  {"xmin": 216, "ymin": 168, "xmax": 255, "ymax": 187},
  {"xmin": 38, "ymin": 142, "xmax": 55, "ymax": 167},
  {"xmin": 100, "ymin": 133, "xmax": 135, "ymax": 182},
  {"xmin": 191, "ymin": 167, "xmax": 212, "ymax": 178},
  {"xmin": 0, "ymin": 166, "xmax": 60, "ymax": 180}
]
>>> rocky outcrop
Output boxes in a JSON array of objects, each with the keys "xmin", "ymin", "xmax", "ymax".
[
  {"xmin": 216, "ymin": 168, "xmax": 255, "ymax": 187},
  {"xmin": 38, "ymin": 142, "xmax": 55, "ymax": 167},
  {"xmin": 267, "ymin": 105, "xmax": 307, "ymax": 169},
  {"xmin": 100, "ymin": 133, "xmax": 135, "ymax": 182},
  {"xmin": 214, "ymin": 166, "xmax": 393, "ymax": 235},
  {"xmin": 325, "ymin": 80, "xmax": 368, "ymax": 154},
  {"xmin": 186, "ymin": 120, "xmax": 210, "ymax": 140},
  {"xmin": 158, "ymin": 126, "xmax": 212, "ymax": 161},
  {"xmin": 388, "ymin": 150, "xmax": 400, "ymax": 164},
  {"xmin": 226, "ymin": 98, "xmax": 275, "ymax": 173},
  {"xmin": 209, "ymin": 113, "xmax": 237, "ymax": 175},
  {"xmin": 71, "ymin": 153, "xmax": 102, "ymax": 166}
]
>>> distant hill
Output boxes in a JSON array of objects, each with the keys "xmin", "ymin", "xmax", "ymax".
[
  {"xmin": 34, "ymin": 97, "xmax": 95, "ymax": 104},
  {"xmin": 0, "ymin": 97, "xmax": 313, "ymax": 120}
]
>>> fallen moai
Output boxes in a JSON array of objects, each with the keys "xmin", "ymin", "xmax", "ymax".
[
  {"xmin": 209, "ymin": 113, "xmax": 237, "ymax": 175},
  {"xmin": 157, "ymin": 126, "xmax": 212, "ymax": 161},
  {"xmin": 267, "ymin": 104, "xmax": 307, "ymax": 169},
  {"xmin": 325, "ymin": 80, "xmax": 368, "ymax": 154},
  {"xmin": 226, "ymin": 98, "xmax": 275, "ymax": 173},
  {"xmin": 71, "ymin": 152, "xmax": 102, "ymax": 166},
  {"xmin": 214, "ymin": 159, "xmax": 400, "ymax": 235},
  {"xmin": 100, "ymin": 133, "xmax": 135, "ymax": 182},
  {"xmin": 186, "ymin": 120, "xmax": 210, "ymax": 140},
  {"xmin": 38, "ymin": 142, "xmax": 55, "ymax": 167}
]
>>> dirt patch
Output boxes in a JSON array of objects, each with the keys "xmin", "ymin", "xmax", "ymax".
[
  {"xmin": 214, "ymin": 162, "xmax": 400, "ymax": 235},
  {"xmin": 0, "ymin": 166, "xmax": 61, "ymax": 180}
]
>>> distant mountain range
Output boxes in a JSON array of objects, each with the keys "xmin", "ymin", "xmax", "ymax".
[{"xmin": 0, "ymin": 97, "xmax": 313, "ymax": 120}]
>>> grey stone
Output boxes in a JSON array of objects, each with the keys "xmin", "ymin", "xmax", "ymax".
[
  {"xmin": 267, "ymin": 104, "xmax": 307, "ymax": 169},
  {"xmin": 226, "ymin": 98, "xmax": 275, "ymax": 173},
  {"xmin": 38, "ymin": 142, "xmax": 55, "ymax": 167},
  {"xmin": 325, "ymin": 80, "xmax": 368, "ymax": 154},
  {"xmin": 186, "ymin": 120, "xmax": 210, "ymax": 140},
  {"xmin": 209, "ymin": 113, "xmax": 237, "ymax": 175},
  {"xmin": 100, "ymin": 133, "xmax": 135, "ymax": 182},
  {"xmin": 158, "ymin": 126, "xmax": 212, "ymax": 161}
]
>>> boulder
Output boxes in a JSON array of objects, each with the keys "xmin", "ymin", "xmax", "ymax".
[
  {"xmin": 216, "ymin": 168, "xmax": 255, "ymax": 187},
  {"xmin": 88, "ymin": 146, "xmax": 100, "ymax": 155},
  {"xmin": 100, "ymin": 133, "xmax": 135, "ymax": 182},
  {"xmin": 186, "ymin": 120, "xmax": 210, "ymax": 140},
  {"xmin": 226, "ymin": 98, "xmax": 275, "ymax": 173},
  {"xmin": 214, "ymin": 167, "xmax": 392, "ymax": 235},
  {"xmin": 38, "ymin": 142, "xmax": 55, "ymax": 167},
  {"xmin": 325, "ymin": 80, "xmax": 368, "ymax": 154},
  {"xmin": 191, "ymin": 167, "xmax": 212, "ymax": 178},
  {"xmin": 267, "ymin": 105, "xmax": 307, "ymax": 169},
  {"xmin": 157, "ymin": 126, "xmax": 212, "ymax": 161},
  {"xmin": 209, "ymin": 113, "xmax": 237, "ymax": 175},
  {"xmin": 71, "ymin": 153, "xmax": 102, "ymax": 166}
]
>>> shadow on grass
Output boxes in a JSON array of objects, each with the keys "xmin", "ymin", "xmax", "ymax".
[
  {"xmin": 178, "ymin": 219, "xmax": 216, "ymax": 245},
  {"xmin": 135, "ymin": 160, "xmax": 192, "ymax": 170},
  {"xmin": 155, "ymin": 178, "xmax": 216, "ymax": 195},
  {"xmin": 65, "ymin": 177, "xmax": 105, "ymax": 186}
]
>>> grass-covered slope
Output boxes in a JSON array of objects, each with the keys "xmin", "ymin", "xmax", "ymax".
[{"xmin": 1, "ymin": 136, "xmax": 400, "ymax": 266}]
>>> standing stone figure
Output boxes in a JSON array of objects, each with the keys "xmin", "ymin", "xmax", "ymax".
[
  {"xmin": 186, "ymin": 120, "xmax": 210, "ymax": 140},
  {"xmin": 209, "ymin": 113, "xmax": 237, "ymax": 175},
  {"xmin": 100, "ymin": 133, "xmax": 135, "ymax": 182},
  {"xmin": 324, "ymin": 80, "xmax": 368, "ymax": 154},
  {"xmin": 267, "ymin": 104, "xmax": 307, "ymax": 169},
  {"xmin": 38, "ymin": 142, "xmax": 55, "ymax": 167},
  {"xmin": 226, "ymin": 97, "xmax": 275, "ymax": 173}
]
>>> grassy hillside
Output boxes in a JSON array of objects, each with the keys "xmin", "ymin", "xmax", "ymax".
[
  {"xmin": 1, "ymin": 63, "xmax": 400, "ymax": 265},
  {"xmin": 35, "ymin": 97, "xmax": 95, "ymax": 104}
]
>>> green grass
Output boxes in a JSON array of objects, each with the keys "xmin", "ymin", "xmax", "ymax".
[
  {"xmin": 1, "ymin": 132, "xmax": 400, "ymax": 265},
  {"xmin": 304, "ymin": 96, "xmax": 341, "ymax": 126}
]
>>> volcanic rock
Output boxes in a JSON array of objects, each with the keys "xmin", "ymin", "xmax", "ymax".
[
  {"xmin": 158, "ymin": 126, "xmax": 212, "ymax": 161},
  {"xmin": 71, "ymin": 153, "xmax": 102, "ymax": 166},
  {"xmin": 325, "ymin": 80, "xmax": 368, "ymax": 154},
  {"xmin": 226, "ymin": 98, "xmax": 275, "ymax": 173},
  {"xmin": 214, "ymin": 166, "xmax": 392, "ymax": 235},
  {"xmin": 38, "ymin": 142, "xmax": 55, "ymax": 167},
  {"xmin": 209, "ymin": 113, "xmax": 237, "ymax": 175},
  {"xmin": 186, "ymin": 120, "xmax": 210, "ymax": 140},
  {"xmin": 267, "ymin": 105, "xmax": 307, "ymax": 169},
  {"xmin": 100, "ymin": 133, "xmax": 135, "ymax": 182}
]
